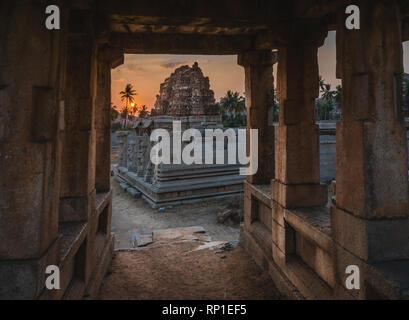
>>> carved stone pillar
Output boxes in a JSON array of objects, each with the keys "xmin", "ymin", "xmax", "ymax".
[
  {"xmin": 272, "ymin": 23, "xmax": 328, "ymax": 209},
  {"xmin": 238, "ymin": 50, "xmax": 277, "ymax": 184},
  {"xmin": 95, "ymin": 45, "xmax": 124, "ymax": 192},
  {"xmin": 59, "ymin": 11, "xmax": 97, "ymax": 223},
  {"xmin": 0, "ymin": 0, "xmax": 66, "ymax": 299},
  {"xmin": 332, "ymin": 0, "xmax": 409, "ymax": 298}
]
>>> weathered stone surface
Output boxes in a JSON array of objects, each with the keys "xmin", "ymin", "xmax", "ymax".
[
  {"xmin": 152, "ymin": 62, "xmax": 219, "ymax": 117},
  {"xmin": 0, "ymin": 0, "xmax": 64, "ymax": 260},
  {"xmin": 331, "ymin": 207, "xmax": 409, "ymax": 263},
  {"xmin": 238, "ymin": 51, "xmax": 276, "ymax": 184},
  {"xmin": 271, "ymin": 180, "xmax": 327, "ymax": 209},
  {"xmin": 275, "ymin": 124, "xmax": 320, "ymax": 185},
  {"xmin": 335, "ymin": 0, "xmax": 409, "ymax": 220}
]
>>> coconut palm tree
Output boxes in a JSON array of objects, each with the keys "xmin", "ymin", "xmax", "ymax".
[
  {"xmin": 139, "ymin": 105, "xmax": 150, "ymax": 118},
  {"xmin": 120, "ymin": 84, "xmax": 137, "ymax": 128},
  {"xmin": 318, "ymin": 75, "xmax": 326, "ymax": 92},
  {"xmin": 219, "ymin": 90, "xmax": 246, "ymax": 126}
]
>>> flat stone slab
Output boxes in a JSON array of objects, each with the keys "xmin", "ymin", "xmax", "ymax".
[
  {"xmin": 152, "ymin": 226, "xmax": 208, "ymax": 242},
  {"xmin": 130, "ymin": 228, "xmax": 153, "ymax": 248}
]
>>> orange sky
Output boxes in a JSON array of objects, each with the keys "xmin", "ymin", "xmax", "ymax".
[{"xmin": 111, "ymin": 32, "xmax": 409, "ymax": 111}]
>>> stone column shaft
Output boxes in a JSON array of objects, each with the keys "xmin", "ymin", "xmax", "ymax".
[
  {"xmin": 95, "ymin": 48, "xmax": 112, "ymax": 193},
  {"xmin": 0, "ymin": 0, "xmax": 65, "ymax": 298},
  {"xmin": 60, "ymin": 28, "xmax": 98, "ymax": 222},
  {"xmin": 332, "ymin": 0, "xmax": 409, "ymax": 269},
  {"xmin": 273, "ymin": 26, "xmax": 328, "ymax": 209},
  {"xmin": 238, "ymin": 50, "xmax": 276, "ymax": 184}
]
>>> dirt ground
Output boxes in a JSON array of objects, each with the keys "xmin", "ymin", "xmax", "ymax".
[
  {"xmin": 112, "ymin": 180, "xmax": 242, "ymax": 249},
  {"xmin": 99, "ymin": 241, "xmax": 282, "ymax": 300},
  {"xmin": 103, "ymin": 147, "xmax": 281, "ymax": 300}
]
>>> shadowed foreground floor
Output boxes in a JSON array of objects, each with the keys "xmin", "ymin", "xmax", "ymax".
[{"xmin": 98, "ymin": 241, "xmax": 282, "ymax": 300}]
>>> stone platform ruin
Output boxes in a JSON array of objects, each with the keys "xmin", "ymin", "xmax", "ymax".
[{"xmin": 116, "ymin": 63, "xmax": 246, "ymax": 207}]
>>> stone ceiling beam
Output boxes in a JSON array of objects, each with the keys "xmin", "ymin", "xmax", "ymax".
[
  {"xmin": 97, "ymin": 0, "xmax": 291, "ymax": 23},
  {"xmin": 109, "ymin": 32, "xmax": 277, "ymax": 55}
]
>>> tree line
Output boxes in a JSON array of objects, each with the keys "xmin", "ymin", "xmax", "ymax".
[{"xmin": 112, "ymin": 76, "xmax": 409, "ymax": 130}]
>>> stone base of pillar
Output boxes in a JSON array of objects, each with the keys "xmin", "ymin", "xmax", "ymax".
[
  {"xmin": 0, "ymin": 237, "xmax": 61, "ymax": 299},
  {"xmin": 271, "ymin": 179, "xmax": 328, "ymax": 209},
  {"xmin": 331, "ymin": 206, "xmax": 409, "ymax": 263}
]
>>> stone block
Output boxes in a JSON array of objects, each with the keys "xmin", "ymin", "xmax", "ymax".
[
  {"xmin": 271, "ymin": 180, "xmax": 327, "ymax": 209},
  {"xmin": 31, "ymin": 86, "xmax": 58, "ymax": 142},
  {"xmin": 59, "ymin": 196, "xmax": 87, "ymax": 222},
  {"xmin": 271, "ymin": 200, "xmax": 286, "ymax": 227},
  {"xmin": 119, "ymin": 183, "xmax": 129, "ymax": 191},
  {"xmin": 127, "ymin": 187, "xmax": 141, "ymax": 198},
  {"xmin": 295, "ymin": 232, "xmax": 335, "ymax": 288},
  {"xmin": 331, "ymin": 207, "xmax": 409, "ymax": 263},
  {"xmin": 332, "ymin": 242, "xmax": 367, "ymax": 300},
  {"xmin": 0, "ymin": 238, "xmax": 60, "ymax": 299},
  {"xmin": 336, "ymin": 121, "xmax": 409, "ymax": 219},
  {"xmin": 275, "ymin": 124, "xmax": 320, "ymax": 184},
  {"xmin": 271, "ymin": 219, "xmax": 295, "ymax": 255},
  {"xmin": 61, "ymin": 130, "xmax": 96, "ymax": 197}
]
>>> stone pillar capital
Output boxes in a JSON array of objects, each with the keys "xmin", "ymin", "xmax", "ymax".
[
  {"xmin": 98, "ymin": 45, "xmax": 124, "ymax": 68},
  {"xmin": 237, "ymin": 50, "xmax": 277, "ymax": 67}
]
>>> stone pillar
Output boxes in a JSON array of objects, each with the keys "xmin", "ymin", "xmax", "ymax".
[
  {"xmin": 95, "ymin": 48, "xmax": 112, "ymax": 192},
  {"xmin": 95, "ymin": 46, "xmax": 123, "ymax": 192},
  {"xmin": 60, "ymin": 11, "xmax": 97, "ymax": 223},
  {"xmin": 0, "ymin": 0, "xmax": 66, "ymax": 298},
  {"xmin": 332, "ymin": 0, "xmax": 409, "ymax": 298},
  {"xmin": 272, "ymin": 24, "xmax": 328, "ymax": 209},
  {"xmin": 238, "ymin": 51, "xmax": 276, "ymax": 184}
]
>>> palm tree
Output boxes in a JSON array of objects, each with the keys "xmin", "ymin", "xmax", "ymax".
[
  {"xmin": 120, "ymin": 84, "xmax": 137, "ymax": 128},
  {"xmin": 139, "ymin": 105, "xmax": 150, "ymax": 118},
  {"xmin": 318, "ymin": 75, "xmax": 326, "ymax": 92},
  {"xmin": 219, "ymin": 90, "xmax": 246, "ymax": 125},
  {"xmin": 317, "ymin": 76, "xmax": 337, "ymax": 120}
]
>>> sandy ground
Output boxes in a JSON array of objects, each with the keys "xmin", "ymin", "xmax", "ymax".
[
  {"xmin": 103, "ymin": 147, "xmax": 281, "ymax": 300},
  {"xmin": 99, "ymin": 241, "xmax": 282, "ymax": 300},
  {"xmin": 112, "ymin": 181, "xmax": 241, "ymax": 249}
]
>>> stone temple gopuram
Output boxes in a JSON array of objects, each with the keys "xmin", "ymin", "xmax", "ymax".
[
  {"xmin": 152, "ymin": 62, "xmax": 220, "ymax": 118},
  {"xmin": 116, "ymin": 62, "xmax": 246, "ymax": 207},
  {"xmin": 2, "ymin": 0, "xmax": 409, "ymax": 300}
]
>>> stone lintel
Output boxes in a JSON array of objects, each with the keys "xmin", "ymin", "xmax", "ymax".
[
  {"xmin": 271, "ymin": 179, "xmax": 327, "ymax": 209},
  {"xmin": 109, "ymin": 32, "xmax": 273, "ymax": 55}
]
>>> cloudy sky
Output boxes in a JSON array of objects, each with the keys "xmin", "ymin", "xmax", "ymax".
[{"xmin": 111, "ymin": 31, "xmax": 409, "ymax": 110}]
